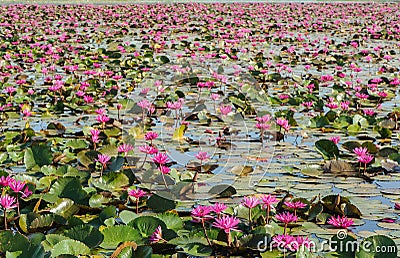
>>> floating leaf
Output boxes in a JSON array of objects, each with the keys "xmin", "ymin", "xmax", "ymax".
[
  {"xmin": 301, "ymin": 165, "xmax": 323, "ymax": 178},
  {"xmin": 172, "ymin": 124, "xmax": 187, "ymax": 141},
  {"xmin": 129, "ymin": 216, "xmax": 167, "ymax": 238},
  {"xmin": 147, "ymin": 193, "xmax": 176, "ymax": 212},
  {"xmin": 0, "ymin": 231, "xmax": 30, "ymax": 252},
  {"xmin": 52, "ymin": 239, "xmax": 90, "ymax": 257},
  {"xmin": 315, "ymin": 139, "xmax": 339, "ymax": 160},
  {"xmin": 100, "ymin": 225, "xmax": 141, "ymax": 249},
  {"xmin": 91, "ymin": 172, "xmax": 130, "ymax": 191},
  {"xmin": 24, "ymin": 143, "xmax": 52, "ymax": 170},
  {"xmin": 49, "ymin": 198, "xmax": 79, "ymax": 218},
  {"xmin": 64, "ymin": 225, "xmax": 104, "ymax": 248},
  {"xmin": 208, "ymin": 184, "xmax": 237, "ymax": 197}
]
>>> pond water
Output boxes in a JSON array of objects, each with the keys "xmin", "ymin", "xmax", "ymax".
[{"xmin": 1, "ymin": 2, "xmax": 400, "ymax": 256}]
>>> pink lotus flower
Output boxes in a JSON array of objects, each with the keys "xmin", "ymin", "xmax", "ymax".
[
  {"xmin": 96, "ymin": 114, "xmax": 110, "ymax": 124},
  {"xmin": 326, "ymin": 102, "xmax": 339, "ymax": 109},
  {"xmin": 340, "ymin": 101, "xmax": 350, "ymax": 110},
  {"xmin": 118, "ymin": 143, "xmax": 133, "ymax": 154},
  {"xmin": 278, "ymin": 94, "xmax": 290, "ymax": 100},
  {"xmin": 219, "ymin": 105, "xmax": 232, "ymax": 116},
  {"xmin": 330, "ymin": 136, "xmax": 340, "ymax": 144},
  {"xmin": 21, "ymin": 187, "xmax": 32, "ymax": 198},
  {"xmin": 191, "ymin": 205, "xmax": 213, "ymax": 222},
  {"xmin": 22, "ymin": 109, "xmax": 32, "ymax": 118},
  {"xmin": 5, "ymin": 87, "xmax": 16, "ymax": 95},
  {"xmin": 276, "ymin": 212, "xmax": 298, "ymax": 235},
  {"xmin": 90, "ymin": 129, "xmax": 100, "ymax": 142},
  {"xmin": 260, "ymin": 194, "xmax": 279, "ymax": 224},
  {"xmin": 138, "ymin": 145, "xmax": 158, "ymax": 155},
  {"xmin": 166, "ymin": 99, "xmax": 184, "ymax": 110},
  {"xmin": 276, "ymin": 212, "xmax": 298, "ymax": 224},
  {"xmin": 353, "ymin": 147, "xmax": 368, "ymax": 157},
  {"xmin": 260, "ymin": 194, "xmax": 279, "ymax": 207},
  {"xmin": 96, "ymin": 154, "xmax": 111, "ymax": 168},
  {"xmin": 195, "ymin": 151, "xmax": 210, "ymax": 161},
  {"xmin": 321, "ymin": 74, "xmax": 334, "ymax": 82},
  {"xmin": 256, "ymin": 115, "xmax": 272, "ymax": 123},
  {"xmin": 355, "ymin": 92, "xmax": 369, "ymax": 100},
  {"xmin": 357, "ymin": 154, "xmax": 374, "ymax": 164},
  {"xmin": 211, "ymin": 203, "xmax": 227, "ymax": 215},
  {"xmin": 363, "ymin": 109, "xmax": 375, "ymax": 116},
  {"xmin": 302, "ymin": 101, "xmax": 313, "ymax": 108},
  {"xmin": 327, "ymin": 215, "xmax": 354, "ymax": 228},
  {"xmin": 256, "ymin": 123, "xmax": 270, "ymax": 130},
  {"xmin": 128, "ymin": 188, "xmax": 147, "ymax": 199},
  {"xmin": 95, "ymin": 108, "xmax": 105, "ymax": 115},
  {"xmin": 9, "ymin": 180, "xmax": 25, "ymax": 193},
  {"xmin": 138, "ymin": 99, "xmax": 151, "ymax": 110},
  {"xmin": 152, "ymin": 152, "xmax": 169, "ymax": 165},
  {"xmin": 83, "ymin": 95, "xmax": 93, "ymax": 103},
  {"xmin": 276, "ymin": 117, "xmax": 290, "ymax": 132},
  {"xmin": 158, "ymin": 165, "xmax": 170, "ymax": 175},
  {"xmin": 210, "ymin": 93, "xmax": 220, "ymax": 101},
  {"xmin": 145, "ymin": 131, "xmax": 158, "ymax": 141},
  {"xmin": 284, "ymin": 201, "xmax": 307, "ymax": 210},
  {"xmin": 0, "ymin": 195, "xmax": 17, "ymax": 210},
  {"xmin": 0, "ymin": 176, "xmax": 13, "ymax": 187},
  {"xmin": 377, "ymin": 91, "xmax": 388, "ymax": 98},
  {"xmin": 212, "ymin": 215, "xmax": 240, "ymax": 234},
  {"xmin": 149, "ymin": 226, "xmax": 165, "ymax": 244},
  {"xmin": 242, "ymin": 196, "xmax": 261, "ymax": 209}
]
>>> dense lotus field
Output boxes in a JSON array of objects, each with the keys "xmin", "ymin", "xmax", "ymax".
[{"xmin": 1, "ymin": 2, "xmax": 400, "ymax": 257}]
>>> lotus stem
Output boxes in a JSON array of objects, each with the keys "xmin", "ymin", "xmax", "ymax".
[
  {"xmin": 201, "ymin": 219, "xmax": 212, "ymax": 247},
  {"xmin": 3, "ymin": 210, "xmax": 6, "ymax": 230}
]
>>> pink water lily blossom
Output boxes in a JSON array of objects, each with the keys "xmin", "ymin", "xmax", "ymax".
[
  {"xmin": 144, "ymin": 131, "xmax": 158, "ymax": 141},
  {"xmin": 128, "ymin": 188, "xmax": 147, "ymax": 213},
  {"xmin": 118, "ymin": 143, "xmax": 134, "ymax": 154},
  {"xmin": 152, "ymin": 152, "xmax": 169, "ymax": 165},
  {"xmin": 138, "ymin": 145, "xmax": 158, "ymax": 155},
  {"xmin": 0, "ymin": 195, "xmax": 17, "ymax": 210},
  {"xmin": 327, "ymin": 215, "xmax": 354, "ymax": 228},
  {"xmin": 276, "ymin": 117, "xmax": 290, "ymax": 132},
  {"xmin": 96, "ymin": 154, "xmax": 111, "ymax": 167},
  {"xmin": 242, "ymin": 196, "xmax": 261, "ymax": 209},
  {"xmin": 96, "ymin": 154, "xmax": 111, "ymax": 176},
  {"xmin": 276, "ymin": 212, "xmax": 298, "ymax": 224},
  {"xmin": 149, "ymin": 226, "xmax": 165, "ymax": 244},
  {"xmin": 0, "ymin": 176, "xmax": 13, "ymax": 187},
  {"xmin": 353, "ymin": 147, "xmax": 368, "ymax": 157},
  {"xmin": 211, "ymin": 203, "xmax": 228, "ymax": 216},
  {"xmin": 191, "ymin": 205, "xmax": 213, "ymax": 223},
  {"xmin": 9, "ymin": 180, "xmax": 26, "ymax": 193},
  {"xmin": 284, "ymin": 201, "xmax": 307, "ymax": 209},
  {"xmin": 330, "ymin": 136, "xmax": 340, "ymax": 144},
  {"xmin": 219, "ymin": 105, "xmax": 232, "ymax": 116},
  {"xmin": 195, "ymin": 151, "xmax": 210, "ymax": 161},
  {"xmin": 213, "ymin": 215, "xmax": 241, "ymax": 246},
  {"xmin": 128, "ymin": 188, "xmax": 147, "ymax": 199},
  {"xmin": 261, "ymin": 194, "xmax": 279, "ymax": 224}
]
